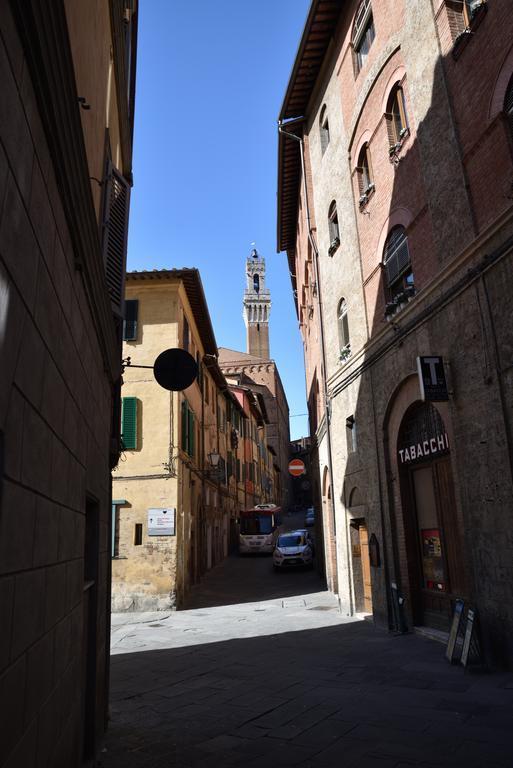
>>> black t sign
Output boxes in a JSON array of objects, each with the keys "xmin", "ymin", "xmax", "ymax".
[{"xmin": 417, "ymin": 356, "xmax": 449, "ymax": 402}]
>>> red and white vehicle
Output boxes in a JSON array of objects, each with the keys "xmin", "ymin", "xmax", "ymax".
[{"xmin": 238, "ymin": 504, "xmax": 282, "ymax": 554}]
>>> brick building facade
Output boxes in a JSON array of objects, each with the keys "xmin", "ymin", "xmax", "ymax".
[{"xmin": 278, "ymin": 0, "xmax": 513, "ymax": 665}]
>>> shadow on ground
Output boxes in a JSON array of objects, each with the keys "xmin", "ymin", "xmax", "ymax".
[
  {"xmin": 183, "ymin": 552, "xmax": 326, "ymax": 610},
  {"xmin": 101, "ymin": 620, "xmax": 513, "ymax": 768}
]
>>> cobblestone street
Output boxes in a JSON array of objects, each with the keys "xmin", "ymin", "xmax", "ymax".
[{"xmin": 100, "ymin": 551, "xmax": 513, "ymax": 768}]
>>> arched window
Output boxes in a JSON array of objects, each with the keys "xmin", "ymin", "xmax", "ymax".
[
  {"xmin": 337, "ymin": 299, "xmax": 350, "ymax": 355},
  {"xmin": 353, "ymin": 0, "xmax": 375, "ymax": 74},
  {"xmin": 383, "ymin": 226, "xmax": 414, "ymax": 301},
  {"xmin": 386, "ymin": 85, "xmax": 408, "ymax": 146},
  {"xmin": 463, "ymin": 0, "xmax": 484, "ymax": 27},
  {"xmin": 319, "ymin": 106, "xmax": 330, "ymax": 154},
  {"xmin": 253, "ymin": 273, "xmax": 260, "ymax": 293},
  {"xmin": 328, "ymin": 201, "xmax": 340, "ymax": 255},
  {"xmin": 357, "ymin": 143, "xmax": 374, "ymax": 199},
  {"xmin": 505, "ymin": 74, "xmax": 513, "ymax": 137}
]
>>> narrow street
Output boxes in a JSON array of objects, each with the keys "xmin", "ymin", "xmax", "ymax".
[{"xmin": 101, "ymin": 534, "xmax": 513, "ymax": 768}]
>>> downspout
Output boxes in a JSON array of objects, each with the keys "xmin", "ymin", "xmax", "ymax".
[{"xmin": 279, "ymin": 118, "xmax": 353, "ymax": 612}]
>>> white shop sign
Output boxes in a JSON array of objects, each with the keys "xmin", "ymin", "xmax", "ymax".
[
  {"xmin": 398, "ymin": 432, "xmax": 449, "ymax": 464},
  {"xmin": 147, "ymin": 508, "xmax": 176, "ymax": 536}
]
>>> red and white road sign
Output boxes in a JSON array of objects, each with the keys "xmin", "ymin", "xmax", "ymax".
[{"xmin": 288, "ymin": 458, "xmax": 306, "ymax": 477}]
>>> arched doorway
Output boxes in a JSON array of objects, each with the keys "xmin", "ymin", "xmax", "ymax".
[
  {"xmin": 397, "ymin": 402, "xmax": 467, "ymax": 629},
  {"xmin": 348, "ymin": 487, "xmax": 372, "ymax": 613},
  {"xmin": 322, "ymin": 467, "xmax": 338, "ymax": 593}
]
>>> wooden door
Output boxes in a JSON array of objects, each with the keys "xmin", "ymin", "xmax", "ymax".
[{"xmin": 359, "ymin": 524, "xmax": 372, "ymax": 613}]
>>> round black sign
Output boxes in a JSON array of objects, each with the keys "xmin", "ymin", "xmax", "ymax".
[{"xmin": 153, "ymin": 348, "xmax": 198, "ymax": 391}]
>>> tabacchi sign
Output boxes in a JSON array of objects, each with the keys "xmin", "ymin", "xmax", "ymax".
[{"xmin": 399, "ymin": 432, "xmax": 449, "ymax": 464}]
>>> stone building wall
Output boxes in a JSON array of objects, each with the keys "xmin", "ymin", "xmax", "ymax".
[
  {"xmin": 0, "ymin": 1, "xmax": 136, "ymax": 763},
  {"xmin": 279, "ymin": 0, "xmax": 513, "ymax": 665}
]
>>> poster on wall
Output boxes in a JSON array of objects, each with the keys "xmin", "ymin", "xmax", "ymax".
[
  {"xmin": 148, "ymin": 508, "xmax": 176, "ymax": 536},
  {"xmin": 421, "ymin": 528, "xmax": 445, "ymax": 591}
]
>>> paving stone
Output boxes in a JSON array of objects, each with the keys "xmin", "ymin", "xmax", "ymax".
[{"xmin": 101, "ymin": 554, "xmax": 513, "ymax": 768}]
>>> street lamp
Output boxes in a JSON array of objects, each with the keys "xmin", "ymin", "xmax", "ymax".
[{"xmin": 207, "ymin": 451, "xmax": 220, "ymax": 470}]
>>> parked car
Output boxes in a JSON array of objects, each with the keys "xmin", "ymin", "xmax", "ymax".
[
  {"xmin": 293, "ymin": 528, "xmax": 315, "ymax": 555},
  {"xmin": 305, "ymin": 508, "xmax": 315, "ymax": 527},
  {"xmin": 273, "ymin": 531, "xmax": 313, "ymax": 570}
]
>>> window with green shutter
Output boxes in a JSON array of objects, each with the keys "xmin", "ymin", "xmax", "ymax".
[
  {"xmin": 121, "ymin": 397, "xmax": 138, "ymax": 450},
  {"xmin": 181, "ymin": 400, "xmax": 187, "ymax": 451},
  {"xmin": 181, "ymin": 400, "xmax": 196, "ymax": 457}
]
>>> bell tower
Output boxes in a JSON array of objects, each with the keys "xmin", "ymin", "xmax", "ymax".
[{"xmin": 243, "ymin": 248, "xmax": 271, "ymax": 358}]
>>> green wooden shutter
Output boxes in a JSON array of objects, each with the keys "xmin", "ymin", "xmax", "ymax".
[
  {"xmin": 188, "ymin": 409, "xmax": 195, "ymax": 457},
  {"xmin": 181, "ymin": 400, "xmax": 187, "ymax": 451},
  {"xmin": 121, "ymin": 397, "xmax": 137, "ymax": 450}
]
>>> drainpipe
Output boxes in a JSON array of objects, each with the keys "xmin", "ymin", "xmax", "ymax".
[{"xmin": 279, "ymin": 118, "xmax": 353, "ymax": 612}]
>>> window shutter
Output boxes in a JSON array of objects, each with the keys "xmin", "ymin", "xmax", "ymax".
[
  {"xmin": 121, "ymin": 397, "xmax": 137, "ymax": 450},
  {"xmin": 227, "ymin": 451, "xmax": 232, "ymax": 478},
  {"xmin": 103, "ymin": 164, "xmax": 130, "ymax": 314},
  {"xmin": 181, "ymin": 400, "xmax": 187, "ymax": 451},
  {"xmin": 188, "ymin": 409, "xmax": 195, "ymax": 457},
  {"xmin": 183, "ymin": 315, "xmax": 189, "ymax": 351},
  {"xmin": 123, "ymin": 299, "xmax": 138, "ymax": 341},
  {"xmin": 384, "ymin": 228, "xmax": 410, "ymax": 285}
]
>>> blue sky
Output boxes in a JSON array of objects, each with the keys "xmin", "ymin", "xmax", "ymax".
[{"xmin": 127, "ymin": 0, "xmax": 311, "ymax": 440}]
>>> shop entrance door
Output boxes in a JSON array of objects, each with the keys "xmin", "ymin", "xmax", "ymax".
[
  {"xmin": 359, "ymin": 523, "xmax": 373, "ymax": 613},
  {"xmin": 398, "ymin": 403, "xmax": 467, "ymax": 630},
  {"xmin": 410, "ymin": 457, "xmax": 467, "ymax": 628}
]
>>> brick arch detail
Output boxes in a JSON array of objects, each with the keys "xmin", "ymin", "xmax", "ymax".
[
  {"xmin": 488, "ymin": 43, "xmax": 513, "ymax": 120},
  {"xmin": 353, "ymin": 128, "xmax": 373, "ymax": 168},
  {"xmin": 381, "ymin": 65, "xmax": 407, "ymax": 115}
]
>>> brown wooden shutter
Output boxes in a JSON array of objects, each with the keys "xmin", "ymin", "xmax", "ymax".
[{"xmin": 103, "ymin": 164, "xmax": 131, "ymax": 314}]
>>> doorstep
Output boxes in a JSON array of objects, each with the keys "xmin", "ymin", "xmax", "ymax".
[{"xmin": 413, "ymin": 625, "xmax": 449, "ymax": 645}]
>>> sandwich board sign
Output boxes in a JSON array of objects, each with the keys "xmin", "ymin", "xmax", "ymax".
[{"xmin": 148, "ymin": 508, "xmax": 176, "ymax": 536}]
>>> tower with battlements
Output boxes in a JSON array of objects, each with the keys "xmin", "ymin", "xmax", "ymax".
[{"xmin": 243, "ymin": 248, "xmax": 271, "ymax": 359}]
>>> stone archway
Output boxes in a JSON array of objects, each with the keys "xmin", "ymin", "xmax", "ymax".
[
  {"xmin": 348, "ymin": 486, "xmax": 372, "ymax": 613},
  {"xmin": 322, "ymin": 466, "xmax": 338, "ymax": 593}
]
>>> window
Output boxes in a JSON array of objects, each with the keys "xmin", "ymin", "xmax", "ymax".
[
  {"xmin": 505, "ymin": 75, "xmax": 513, "ymax": 138},
  {"xmin": 328, "ymin": 201, "xmax": 340, "ymax": 255},
  {"xmin": 346, "ymin": 415, "xmax": 357, "ymax": 453},
  {"xmin": 337, "ymin": 299, "xmax": 350, "ymax": 358},
  {"xmin": 181, "ymin": 400, "xmax": 195, "ymax": 457},
  {"xmin": 386, "ymin": 86, "xmax": 408, "ymax": 146},
  {"xmin": 357, "ymin": 143, "xmax": 374, "ymax": 201},
  {"xmin": 111, "ymin": 499, "xmax": 126, "ymax": 557},
  {"xmin": 123, "ymin": 299, "xmax": 138, "ymax": 341},
  {"xmin": 463, "ymin": 0, "xmax": 484, "ymax": 26},
  {"xmin": 353, "ymin": 0, "xmax": 375, "ymax": 74},
  {"xmin": 182, "ymin": 315, "xmax": 189, "ymax": 352},
  {"xmin": 134, "ymin": 523, "xmax": 143, "ymax": 546},
  {"xmin": 121, "ymin": 396, "xmax": 138, "ymax": 450},
  {"xmin": 319, "ymin": 106, "xmax": 330, "ymax": 153},
  {"xmin": 383, "ymin": 226, "xmax": 414, "ymax": 301}
]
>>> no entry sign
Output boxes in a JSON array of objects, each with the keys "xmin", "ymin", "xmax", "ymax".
[{"xmin": 288, "ymin": 458, "xmax": 306, "ymax": 477}]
